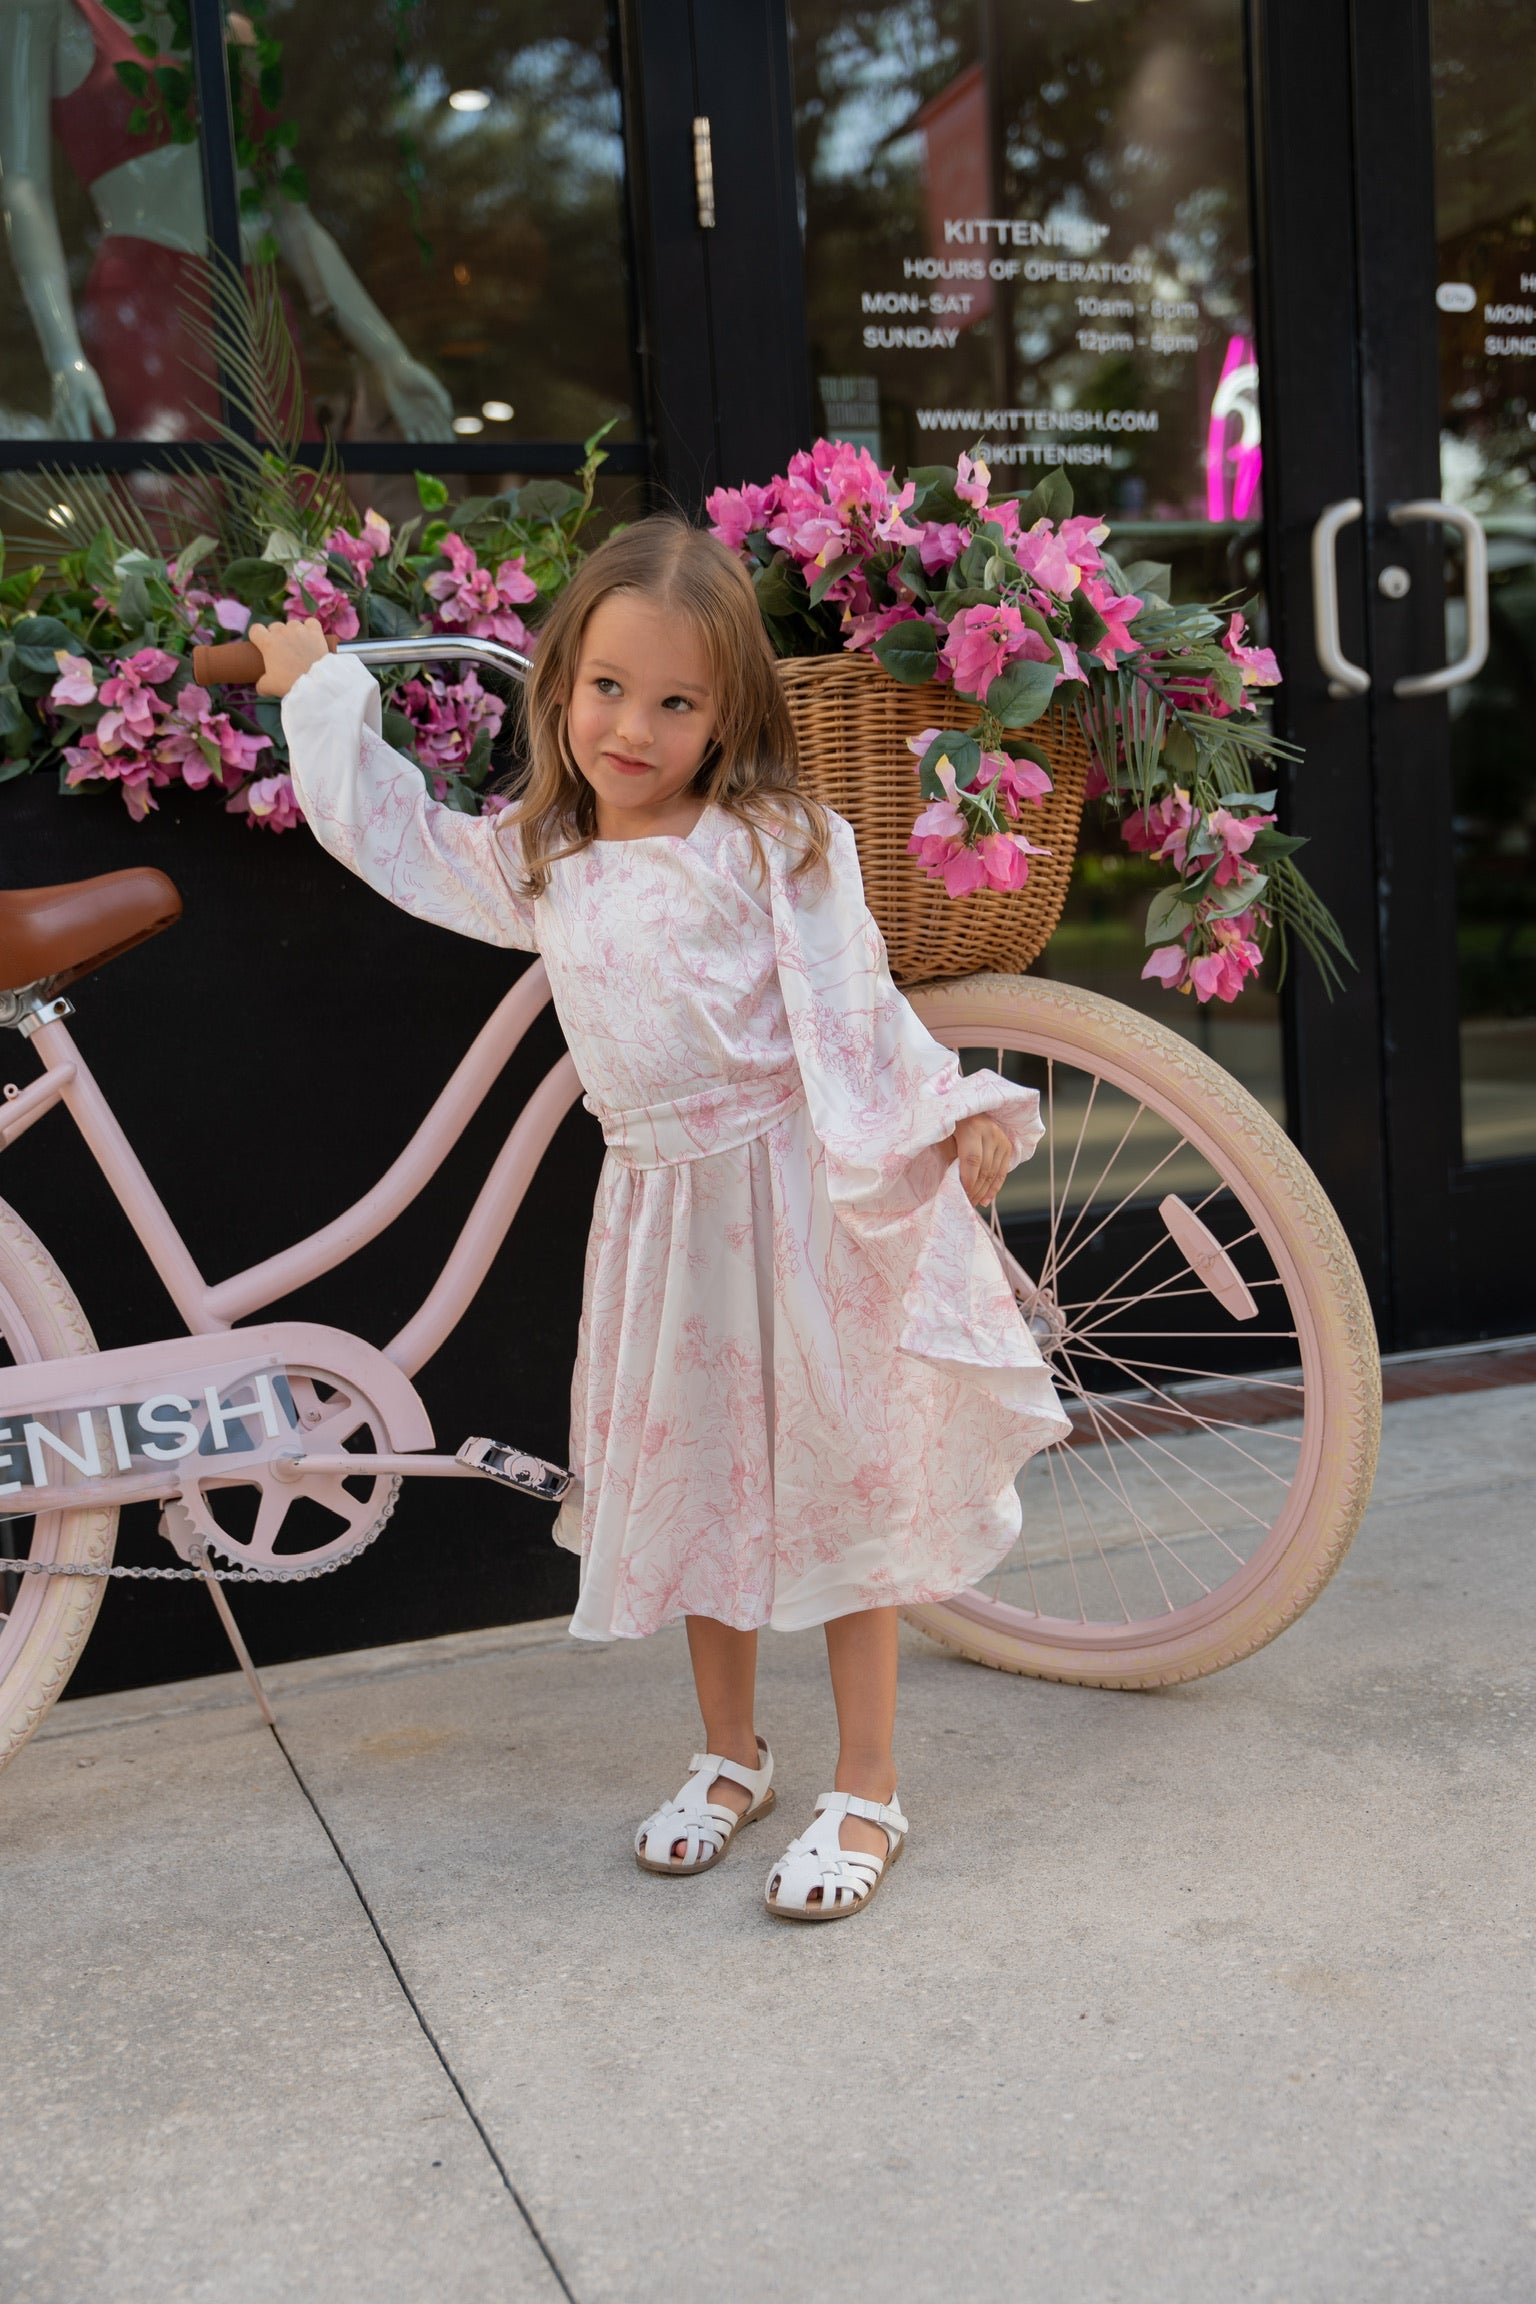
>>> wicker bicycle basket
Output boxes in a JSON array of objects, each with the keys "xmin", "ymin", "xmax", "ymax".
[{"xmin": 775, "ymin": 651, "xmax": 1091, "ymax": 986}]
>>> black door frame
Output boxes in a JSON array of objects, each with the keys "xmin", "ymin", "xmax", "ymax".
[{"xmin": 1250, "ymin": 0, "xmax": 1535, "ymax": 1349}]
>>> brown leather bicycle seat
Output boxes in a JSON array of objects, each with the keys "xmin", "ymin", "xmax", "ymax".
[{"xmin": 0, "ymin": 868, "xmax": 182, "ymax": 994}]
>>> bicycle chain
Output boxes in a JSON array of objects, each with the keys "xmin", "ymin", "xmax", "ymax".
[{"xmin": 0, "ymin": 1480, "xmax": 398, "ymax": 1583}]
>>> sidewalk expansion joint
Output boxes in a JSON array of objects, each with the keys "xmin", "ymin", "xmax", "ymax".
[{"xmin": 268, "ymin": 1719, "xmax": 579, "ymax": 2304}]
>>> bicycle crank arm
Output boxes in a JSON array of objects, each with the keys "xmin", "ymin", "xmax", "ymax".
[{"xmin": 272, "ymin": 1439, "xmax": 573, "ymax": 1503}]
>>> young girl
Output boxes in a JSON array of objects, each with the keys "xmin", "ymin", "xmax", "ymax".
[{"xmin": 254, "ymin": 517, "xmax": 1067, "ymax": 1923}]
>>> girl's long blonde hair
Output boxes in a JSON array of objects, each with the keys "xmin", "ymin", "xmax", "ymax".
[{"xmin": 506, "ymin": 516, "xmax": 831, "ymax": 896}]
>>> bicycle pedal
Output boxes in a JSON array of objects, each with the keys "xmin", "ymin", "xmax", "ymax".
[{"xmin": 455, "ymin": 1436, "xmax": 573, "ymax": 1503}]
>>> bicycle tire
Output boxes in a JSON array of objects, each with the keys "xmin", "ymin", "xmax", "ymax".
[
  {"xmin": 903, "ymin": 975, "xmax": 1381, "ymax": 1688},
  {"xmin": 0, "ymin": 1195, "xmax": 118, "ymax": 1770}
]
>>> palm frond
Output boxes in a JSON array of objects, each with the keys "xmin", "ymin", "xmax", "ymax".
[{"xmin": 0, "ymin": 466, "xmax": 164, "ymax": 568}]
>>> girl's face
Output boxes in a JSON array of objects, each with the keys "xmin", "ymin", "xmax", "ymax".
[{"xmin": 566, "ymin": 592, "xmax": 719, "ymax": 840}]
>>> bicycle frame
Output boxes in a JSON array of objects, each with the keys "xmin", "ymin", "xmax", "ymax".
[{"xmin": 0, "ymin": 637, "xmax": 584, "ymax": 1515}]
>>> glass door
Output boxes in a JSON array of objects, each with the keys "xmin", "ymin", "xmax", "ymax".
[{"xmin": 786, "ymin": 0, "xmax": 1284, "ymax": 1132}]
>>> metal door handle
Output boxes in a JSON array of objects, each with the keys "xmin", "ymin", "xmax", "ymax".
[
  {"xmin": 692, "ymin": 115, "xmax": 716, "ymax": 230},
  {"xmin": 1310, "ymin": 498, "xmax": 1370, "ymax": 696},
  {"xmin": 1387, "ymin": 499, "xmax": 1489, "ymax": 696}
]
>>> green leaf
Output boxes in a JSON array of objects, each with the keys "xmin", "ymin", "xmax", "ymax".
[
  {"xmin": 114, "ymin": 59, "xmax": 150, "ymax": 94},
  {"xmin": 1118, "ymin": 559, "xmax": 1173, "ymax": 603},
  {"xmin": 12, "ymin": 615, "xmax": 76, "ymax": 653},
  {"xmin": 363, "ymin": 591, "xmax": 420, "ymax": 640},
  {"xmin": 1246, "ymin": 827, "xmax": 1307, "ymax": 861},
  {"xmin": 278, "ymin": 162, "xmax": 309, "ymax": 204},
  {"xmin": 918, "ymin": 731, "xmax": 981, "ymax": 795},
  {"xmin": 1145, "ymin": 886, "xmax": 1198, "ymax": 946},
  {"xmin": 382, "ymin": 707, "xmax": 419, "ymax": 752},
  {"xmin": 1217, "ymin": 788, "xmax": 1277, "ymax": 811},
  {"xmin": 906, "ymin": 468, "xmax": 967, "ymax": 525},
  {"xmin": 0, "ymin": 683, "xmax": 25, "ymax": 736},
  {"xmin": 0, "ymin": 565, "xmax": 43, "ymax": 611},
  {"xmin": 1207, "ymin": 872, "xmax": 1268, "ymax": 918},
  {"xmin": 872, "ymin": 618, "xmax": 939, "ymax": 685},
  {"xmin": 518, "ymin": 480, "xmax": 582, "ymax": 523},
  {"xmin": 415, "ymin": 471, "xmax": 451, "ymax": 512},
  {"xmin": 1009, "ymin": 467, "xmax": 1074, "ymax": 527},
  {"xmin": 752, "ymin": 553, "xmax": 807, "ymax": 622},
  {"xmin": 808, "ymin": 551, "xmax": 857, "ymax": 608},
  {"xmin": 258, "ymin": 61, "xmax": 284, "ymax": 108},
  {"xmin": 153, "ymin": 64, "xmax": 191, "ymax": 104},
  {"xmin": 1069, "ymin": 587, "xmax": 1108, "ymax": 652},
  {"xmin": 896, "ymin": 543, "xmax": 934, "ymax": 604},
  {"xmin": 440, "ymin": 497, "xmax": 496, "ymax": 532},
  {"xmin": 220, "ymin": 557, "xmax": 287, "ymax": 609},
  {"xmin": 171, "ymin": 535, "xmax": 218, "ymax": 587},
  {"xmin": 984, "ymin": 658, "xmax": 1058, "ymax": 728}
]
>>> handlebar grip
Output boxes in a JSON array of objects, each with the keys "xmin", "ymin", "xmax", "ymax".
[
  {"xmin": 190, "ymin": 633, "xmax": 340, "ymax": 687},
  {"xmin": 191, "ymin": 640, "xmax": 265, "ymax": 686}
]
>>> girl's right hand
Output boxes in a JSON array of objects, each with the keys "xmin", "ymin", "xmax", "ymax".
[{"xmin": 249, "ymin": 617, "xmax": 331, "ymax": 698}]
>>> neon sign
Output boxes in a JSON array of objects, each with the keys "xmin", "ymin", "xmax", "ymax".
[{"xmin": 1207, "ymin": 333, "xmax": 1261, "ymax": 521}]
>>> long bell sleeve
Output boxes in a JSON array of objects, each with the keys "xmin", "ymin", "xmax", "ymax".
[
  {"xmin": 281, "ymin": 650, "xmax": 539, "ymax": 952},
  {"xmin": 769, "ymin": 808, "xmax": 1067, "ymax": 1429}
]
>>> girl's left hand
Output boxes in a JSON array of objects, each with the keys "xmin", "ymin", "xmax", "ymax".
[{"xmin": 949, "ymin": 1113, "xmax": 1012, "ymax": 1207}]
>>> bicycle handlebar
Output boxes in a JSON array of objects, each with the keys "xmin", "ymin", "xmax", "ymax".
[{"xmin": 189, "ymin": 634, "xmax": 533, "ymax": 687}]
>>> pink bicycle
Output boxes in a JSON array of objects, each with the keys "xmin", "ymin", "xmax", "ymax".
[{"xmin": 0, "ymin": 635, "xmax": 1380, "ymax": 1772}]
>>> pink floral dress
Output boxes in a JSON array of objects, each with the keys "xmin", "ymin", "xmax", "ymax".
[{"xmin": 284, "ymin": 653, "xmax": 1068, "ymax": 1641}]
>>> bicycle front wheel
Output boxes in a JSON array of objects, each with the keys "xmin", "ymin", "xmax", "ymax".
[
  {"xmin": 905, "ymin": 975, "xmax": 1381, "ymax": 1688},
  {"xmin": 0, "ymin": 1196, "xmax": 117, "ymax": 1770}
]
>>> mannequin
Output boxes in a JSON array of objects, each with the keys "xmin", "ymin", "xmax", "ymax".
[{"xmin": 0, "ymin": 0, "xmax": 454, "ymax": 440}]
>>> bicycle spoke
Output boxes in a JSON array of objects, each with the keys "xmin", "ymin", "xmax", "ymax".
[
  {"xmin": 1055, "ymin": 1357, "xmax": 1256, "ymax": 1564},
  {"xmin": 1059, "ymin": 1349, "xmax": 1288, "ymax": 1520}
]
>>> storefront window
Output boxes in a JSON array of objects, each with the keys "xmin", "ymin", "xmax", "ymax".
[
  {"xmin": 790, "ymin": 0, "xmax": 1280, "ymax": 1122},
  {"xmin": 0, "ymin": 0, "xmax": 635, "ymax": 451},
  {"xmin": 1431, "ymin": 0, "xmax": 1536, "ymax": 1163}
]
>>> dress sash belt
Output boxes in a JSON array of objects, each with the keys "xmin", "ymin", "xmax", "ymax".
[{"xmin": 591, "ymin": 1067, "xmax": 806, "ymax": 1169}]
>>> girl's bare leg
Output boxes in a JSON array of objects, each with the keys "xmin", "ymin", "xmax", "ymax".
[
  {"xmin": 676, "ymin": 1616, "xmax": 762, "ymax": 1859},
  {"xmin": 825, "ymin": 1604, "xmax": 899, "ymax": 1869}
]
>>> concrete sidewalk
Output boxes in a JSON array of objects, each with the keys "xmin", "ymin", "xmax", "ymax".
[{"xmin": 4, "ymin": 1385, "xmax": 1532, "ymax": 2304}]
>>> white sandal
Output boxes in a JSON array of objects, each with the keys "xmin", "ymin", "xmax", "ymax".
[
  {"xmin": 634, "ymin": 1738, "xmax": 776, "ymax": 1876},
  {"xmin": 764, "ymin": 1791, "xmax": 908, "ymax": 1922}
]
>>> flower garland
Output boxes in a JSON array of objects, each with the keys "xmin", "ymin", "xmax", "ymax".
[
  {"xmin": 707, "ymin": 441, "xmax": 1347, "ymax": 1004},
  {"xmin": 0, "ymin": 443, "xmax": 610, "ymax": 834}
]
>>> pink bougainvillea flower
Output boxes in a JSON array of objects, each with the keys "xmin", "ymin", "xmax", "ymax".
[
  {"xmin": 943, "ymin": 601, "xmax": 1030, "ymax": 698},
  {"xmin": 1053, "ymin": 635, "xmax": 1085, "ymax": 685},
  {"xmin": 393, "ymin": 668, "xmax": 506, "ymax": 772},
  {"xmin": 767, "ymin": 440, "xmax": 917, "ymax": 570},
  {"xmin": 1083, "ymin": 753, "xmax": 1110, "ymax": 802},
  {"xmin": 977, "ymin": 751, "xmax": 1054, "ymax": 814},
  {"xmin": 1121, "ymin": 787, "xmax": 1196, "ymax": 872},
  {"xmin": 1142, "ymin": 943, "xmax": 1190, "ymax": 990},
  {"xmin": 212, "ymin": 596, "xmax": 251, "ymax": 633},
  {"xmin": 1080, "ymin": 574, "xmax": 1143, "ymax": 666},
  {"xmin": 1205, "ymin": 803, "xmax": 1276, "ymax": 886},
  {"xmin": 165, "ymin": 684, "xmax": 272, "ymax": 788},
  {"xmin": 905, "ymin": 726, "xmax": 944, "ymax": 764},
  {"xmin": 286, "ymin": 558, "xmax": 360, "ymax": 642},
  {"xmin": 228, "ymin": 772, "xmax": 304, "ymax": 833},
  {"xmin": 1223, "ymin": 611, "xmax": 1281, "ymax": 687},
  {"xmin": 1189, "ymin": 935, "xmax": 1262, "ymax": 1003},
  {"xmin": 327, "ymin": 510, "xmax": 392, "ymax": 585},
  {"xmin": 424, "ymin": 534, "xmax": 537, "ymax": 649},
  {"xmin": 954, "ymin": 450, "xmax": 990, "ymax": 509},
  {"xmin": 1058, "ymin": 514, "xmax": 1110, "ymax": 577},
  {"xmin": 704, "ymin": 479, "xmax": 780, "ymax": 552},
  {"xmin": 915, "ymin": 520, "xmax": 970, "ymax": 576},
  {"xmin": 1014, "ymin": 522, "xmax": 1082, "ymax": 600},
  {"xmin": 844, "ymin": 603, "xmax": 936, "ymax": 653},
  {"xmin": 49, "ymin": 652, "xmax": 97, "ymax": 708}
]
